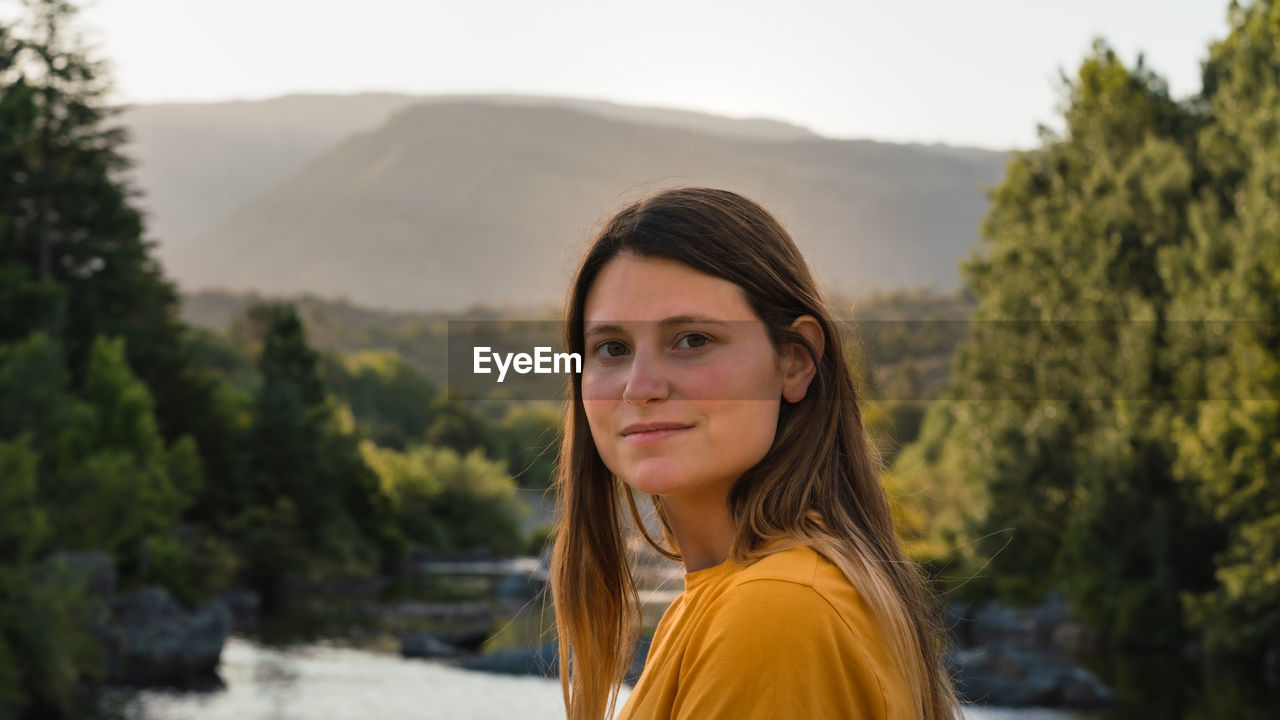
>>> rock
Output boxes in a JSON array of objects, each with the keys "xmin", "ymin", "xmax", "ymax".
[
  {"xmin": 35, "ymin": 552, "xmax": 233, "ymax": 690},
  {"xmin": 1030, "ymin": 591, "xmax": 1070, "ymax": 629},
  {"xmin": 460, "ymin": 635, "xmax": 652, "ymax": 681},
  {"xmin": 1060, "ymin": 666, "xmax": 1114, "ymax": 707},
  {"xmin": 947, "ymin": 644, "xmax": 1113, "ymax": 708},
  {"xmin": 946, "ymin": 593, "xmax": 1115, "ymax": 708},
  {"xmin": 101, "ymin": 587, "xmax": 232, "ymax": 687},
  {"xmin": 970, "ymin": 603, "xmax": 1034, "ymax": 647},
  {"xmin": 358, "ymin": 600, "xmax": 497, "ymax": 624},
  {"xmin": 437, "ymin": 628, "xmax": 491, "ymax": 652},
  {"xmin": 401, "ymin": 631, "xmax": 461, "ymax": 659},
  {"xmin": 970, "ymin": 591, "xmax": 1075, "ymax": 651},
  {"xmin": 215, "ymin": 589, "xmax": 261, "ymax": 627},
  {"xmin": 461, "ymin": 642, "xmax": 559, "ymax": 676},
  {"xmin": 1052, "ymin": 621, "xmax": 1102, "ymax": 654}
]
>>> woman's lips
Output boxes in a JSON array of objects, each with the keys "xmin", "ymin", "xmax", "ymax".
[{"xmin": 623, "ymin": 427, "xmax": 692, "ymax": 444}]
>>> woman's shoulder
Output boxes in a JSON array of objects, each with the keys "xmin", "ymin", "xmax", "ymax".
[
  {"xmin": 711, "ymin": 543, "xmax": 885, "ymax": 642},
  {"xmin": 726, "ymin": 543, "xmax": 854, "ymax": 599},
  {"xmin": 704, "ymin": 545, "xmax": 846, "ymax": 620},
  {"xmin": 728, "ymin": 542, "xmax": 823, "ymax": 587},
  {"xmin": 680, "ymin": 544, "xmax": 902, "ymax": 718}
]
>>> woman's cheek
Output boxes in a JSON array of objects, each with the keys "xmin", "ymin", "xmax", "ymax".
[{"xmin": 681, "ymin": 363, "xmax": 736, "ymax": 401}]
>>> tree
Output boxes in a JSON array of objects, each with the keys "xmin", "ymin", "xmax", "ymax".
[
  {"xmin": 0, "ymin": 0, "xmax": 251, "ymax": 530},
  {"xmin": 245, "ymin": 303, "xmax": 395, "ymax": 592},
  {"xmin": 893, "ymin": 40, "xmax": 1223, "ymax": 647},
  {"xmin": 1166, "ymin": 0, "xmax": 1280, "ymax": 659},
  {"xmin": 362, "ymin": 441, "xmax": 526, "ymax": 556},
  {"xmin": 0, "ymin": 334, "xmax": 194, "ymax": 585},
  {"xmin": 320, "ymin": 350, "xmax": 439, "ymax": 450}
]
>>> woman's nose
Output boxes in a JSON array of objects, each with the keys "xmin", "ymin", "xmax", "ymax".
[{"xmin": 622, "ymin": 348, "xmax": 669, "ymax": 405}]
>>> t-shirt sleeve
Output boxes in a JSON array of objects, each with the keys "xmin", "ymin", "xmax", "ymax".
[{"xmin": 671, "ymin": 579, "xmax": 891, "ymax": 720}]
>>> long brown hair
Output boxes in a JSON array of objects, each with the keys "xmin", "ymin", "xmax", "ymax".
[{"xmin": 550, "ymin": 186, "xmax": 960, "ymax": 720}]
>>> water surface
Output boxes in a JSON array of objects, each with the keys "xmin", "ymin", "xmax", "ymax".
[{"xmin": 97, "ymin": 636, "xmax": 1082, "ymax": 720}]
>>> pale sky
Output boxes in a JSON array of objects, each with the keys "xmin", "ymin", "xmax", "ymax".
[{"xmin": 23, "ymin": 0, "xmax": 1234, "ymax": 150}]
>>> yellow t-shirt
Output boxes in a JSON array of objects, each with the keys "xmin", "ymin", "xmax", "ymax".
[{"xmin": 616, "ymin": 543, "xmax": 914, "ymax": 720}]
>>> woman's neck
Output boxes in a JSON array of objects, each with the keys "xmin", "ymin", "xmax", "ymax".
[{"xmin": 657, "ymin": 488, "xmax": 737, "ymax": 573}]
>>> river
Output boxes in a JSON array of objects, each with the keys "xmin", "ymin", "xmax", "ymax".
[{"xmin": 96, "ymin": 635, "xmax": 1084, "ymax": 720}]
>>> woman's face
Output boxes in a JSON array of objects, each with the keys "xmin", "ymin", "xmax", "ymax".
[{"xmin": 581, "ymin": 253, "xmax": 787, "ymax": 501}]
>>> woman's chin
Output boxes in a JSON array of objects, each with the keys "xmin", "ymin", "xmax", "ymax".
[{"xmin": 619, "ymin": 462, "xmax": 698, "ymax": 497}]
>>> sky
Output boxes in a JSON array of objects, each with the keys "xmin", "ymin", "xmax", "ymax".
[{"xmin": 22, "ymin": 0, "xmax": 1235, "ymax": 150}]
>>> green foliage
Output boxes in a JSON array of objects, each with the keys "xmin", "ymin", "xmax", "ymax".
[
  {"xmin": 525, "ymin": 523, "xmax": 557, "ymax": 556},
  {"xmin": 1163, "ymin": 0, "xmax": 1280, "ymax": 657},
  {"xmin": 425, "ymin": 395, "xmax": 500, "ymax": 457},
  {"xmin": 894, "ymin": 7, "xmax": 1280, "ymax": 660},
  {"xmin": 321, "ymin": 350, "xmax": 439, "ymax": 449},
  {"xmin": 0, "ymin": 558, "xmax": 103, "ymax": 720},
  {"xmin": 0, "ymin": 438, "xmax": 49, "ymax": 571},
  {"xmin": 0, "ymin": 264, "xmax": 63, "ymax": 343},
  {"xmin": 363, "ymin": 442, "xmax": 527, "ymax": 556},
  {"xmin": 0, "ymin": 332, "xmax": 83, "ymax": 441},
  {"xmin": 249, "ymin": 303, "xmax": 329, "ymax": 507},
  {"xmin": 1, "ymin": 0, "xmax": 253, "ymax": 562},
  {"xmin": 905, "ymin": 41, "xmax": 1223, "ymax": 640},
  {"xmin": 1056, "ymin": 403, "xmax": 1220, "ymax": 647},
  {"xmin": 141, "ymin": 527, "xmax": 239, "ymax": 609},
  {"xmin": 247, "ymin": 303, "xmax": 399, "ymax": 582},
  {"xmin": 0, "ymin": 334, "xmax": 194, "ymax": 580},
  {"xmin": 223, "ymin": 497, "xmax": 309, "ymax": 609},
  {"xmin": 43, "ymin": 338, "xmax": 189, "ymax": 582},
  {"xmin": 492, "ymin": 403, "xmax": 563, "ymax": 490},
  {"xmin": 0, "ymin": 438, "xmax": 102, "ymax": 719},
  {"xmin": 321, "ymin": 346, "xmax": 564, "ymax": 490},
  {"xmin": 165, "ymin": 435, "xmax": 206, "ymax": 508}
]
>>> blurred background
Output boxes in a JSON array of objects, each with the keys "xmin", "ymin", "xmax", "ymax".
[{"xmin": 1, "ymin": 0, "xmax": 1277, "ymax": 718}]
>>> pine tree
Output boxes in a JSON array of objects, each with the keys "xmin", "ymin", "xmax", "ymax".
[
  {"xmin": 247, "ymin": 304, "xmax": 391, "ymax": 587},
  {"xmin": 0, "ymin": 0, "xmax": 250, "ymax": 528},
  {"xmin": 250, "ymin": 303, "xmax": 328, "ymax": 514}
]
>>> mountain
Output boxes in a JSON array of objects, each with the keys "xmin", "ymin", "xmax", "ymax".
[
  {"xmin": 133, "ymin": 96, "xmax": 1007, "ymax": 312},
  {"xmin": 119, "ymin": 92, "xmax": 822, "ymax": 248},
  {"xmin": 119, "ymin": 93, "xmax": 424, "ymax": 245}
]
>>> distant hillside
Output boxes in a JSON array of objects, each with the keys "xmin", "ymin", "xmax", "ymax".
[
  {"xmin": 120, "ymin": 94, "xmax": 424, "ymax": 246},
  {"xmin": 119, "ymin": 93, "xmax": 821, "ymax": 248},
  {"xmin": 160, "ymin": 99, "xmax": 1007, "ymax": 312}
]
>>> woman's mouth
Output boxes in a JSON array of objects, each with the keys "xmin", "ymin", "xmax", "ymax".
[{"xmin": 621, "ymin": 423, "xmax": 694, "ymax": 443}]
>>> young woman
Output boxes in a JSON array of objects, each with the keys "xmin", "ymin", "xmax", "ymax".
[{"xmin": 550, "ymin": 187, "xmax": 960, "ymax": 720}]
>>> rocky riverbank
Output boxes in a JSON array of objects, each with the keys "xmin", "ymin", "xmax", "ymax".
[
  {"xmin": 944, "ymin": 592, "xmax": 1114, "ymax": 708},
  {"xmin": 48, "ymin": 552, "xmax": 235, "ymax": 688}
]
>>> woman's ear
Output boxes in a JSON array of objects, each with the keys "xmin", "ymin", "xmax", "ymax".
[{"xmin": 781, "ymin": 315, "xmax": 825, "ymax": 403}]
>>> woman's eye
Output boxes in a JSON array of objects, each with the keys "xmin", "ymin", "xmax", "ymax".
[
  {"xmin": 592, "ymin": 334, "xmax": 709, "ymax": 359},
  {"xmin": 677, "ymin": 333, "xmax": 710, "ymax": 350},
  {"xmin": 596, "ymin": 340, "xmax": 628, "ymax": 358}
]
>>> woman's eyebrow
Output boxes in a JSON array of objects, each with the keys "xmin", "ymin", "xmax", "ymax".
[{"xmin": 584, "ymin": 315, "xmax": 731, "ymax": 339}]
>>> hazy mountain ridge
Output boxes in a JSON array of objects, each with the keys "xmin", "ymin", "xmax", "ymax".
[
  {"xmin": 156, "ymin": 98, "xmax": 1007, "ymax": 312},
  {"xmin": 120, "ymin": 93, "xmax": 424, "ymax": 245},
  {"xmin": 120, "ymin": 92, "xmax": 825, "ymax": 247}
]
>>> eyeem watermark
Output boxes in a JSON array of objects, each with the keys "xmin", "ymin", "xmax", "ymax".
[
  {"xmin": 447, "ymin": 319, "xmax": 1280, "ymax": 402},
  {"xmin": 473, "ymin": 346, "xmax": 581, "ymax": 383}
]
